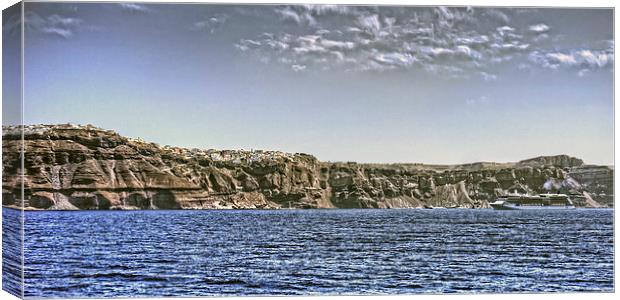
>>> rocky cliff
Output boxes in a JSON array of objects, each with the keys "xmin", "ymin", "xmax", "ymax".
[{"xmin": 2, "ymin": 124, "xmax": 614, "ymax": 210}]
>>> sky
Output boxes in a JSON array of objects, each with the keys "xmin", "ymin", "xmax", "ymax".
[{"xmin": 1, "ymin": 3, "xmax": 614, "ymax": 165}]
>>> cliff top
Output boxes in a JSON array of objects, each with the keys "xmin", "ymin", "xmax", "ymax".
[{"xmin": 3, "ymin": 124, "xmax": 586, "ymax": 169}]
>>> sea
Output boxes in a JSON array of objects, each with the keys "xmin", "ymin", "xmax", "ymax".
[{"xmin": 2, "ymin": 208, "xmax": 614, "ymax": 297}]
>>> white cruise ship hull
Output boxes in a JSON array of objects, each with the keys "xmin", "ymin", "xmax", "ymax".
[
  {"xmin": 490, "ymin": 203, "xmax": 576, "ymax": 210},
  {"xmin": 490, "ymin": 193, "xmax": 576, "ymax": 210}
]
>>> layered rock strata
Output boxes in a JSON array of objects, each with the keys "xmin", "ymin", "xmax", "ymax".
[{"xmin": 2, "ymin": 124, "xmax": 613, "ymax": 210}]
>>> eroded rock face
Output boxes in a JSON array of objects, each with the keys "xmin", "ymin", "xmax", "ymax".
[{"xmin": 2, "ymin": 124, "xmax": 614, "ymax": 210}]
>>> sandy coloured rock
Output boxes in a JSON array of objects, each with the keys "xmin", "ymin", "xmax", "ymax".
[{"xmin": 2, "ymin": 124, "xmax": 613, "ymax": 210}]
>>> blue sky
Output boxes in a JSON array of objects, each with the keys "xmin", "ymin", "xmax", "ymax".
[{"xmin": 2, "ymin": 3, "xmax": 614, "ymax": 165}]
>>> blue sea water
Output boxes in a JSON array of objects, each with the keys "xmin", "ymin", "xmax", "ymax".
[{"xmin": 2, "ymin": 208, "xmax": 614, "ymax": 297}]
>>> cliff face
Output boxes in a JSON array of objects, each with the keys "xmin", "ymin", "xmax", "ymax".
[{"xmin": 2, "ymin": 125, "xmax": 614, "ymax": 210}]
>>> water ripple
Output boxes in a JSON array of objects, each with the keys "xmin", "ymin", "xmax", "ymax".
[{"xmin": 1, "ymin": 208, "xmax": 613, "ymax": 297}]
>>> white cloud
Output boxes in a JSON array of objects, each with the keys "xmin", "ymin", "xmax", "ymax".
[
  {"xmin": 274, "ymin": 6, "xmax": 316, "ymax": 26},
  {"xmin": 320, "ymin": 39, "xmax": 355, "ymax": 50},
  {"xmin": 40, "ymin": 27, "xmax": 73, "ymax": 38},
  {"xmin": 301, "ymin": 4, "xmax": 351, "ymax": 15},
  {"xmin": 529, "ymin": 23, "xmax": 550, "ymax": 33},
  {"xmin": 47, "ymin": 14, "xmax": 82, "ymax": 26},
  {"xmin": 2, "ymin": 13, "xmax": 21, "ymax": 36},
  {"xmin": 483, "ymin": 9, "xmax": 510, "ymax": 24},
  {"xmin": 577, "ymin": 69, "xmax": 590, "ymax": 77},
  {"xmin": 291, "ymin": 64, "xmax": 307, "ymax": 72},
  {"xmin": 528, "ymin": 46, "xmax": 614, "ymax": 71},
  {"xmin": 466, "ymin": 96, "xmax": 490, "ymax": 106},
  {"xmin": 24, "ymin": 12, "xmax": 83, "ymax": 38},
  {"xmin": 497, "ymin": 26, "xmax": 515, "ymax": 34},
  {"xmin": 532, "ymin": 33, "xmax": 549, "ymax": 43},
  {"xmin": 480, "ymin": 72, "xmax": 497, "ymax": 81},
  {"xmin": 455, "ymin": 35, "xmax": 490, "ymax": 45},
  {"xmin": 234, "ymin": 6, "xmax": 610, "ymax": 78},
  {"xmin": 275, "ymin": 7, "xmax": 301, "ymax": 23},
  {"xmin": 577, "ymin": 50, "xmax": 613, "ymax": 68},
  {"xmin": 235, "ymin": 39, "xmax": 261, "ymax": 51},
  {"xmin": 373, "ymin": 52, "xmax": 416, "ymax": 66},
  {"xmin": 118, "ymin": 3, "xmax": 151, "ymax": 13},
  {"xmin": 193, "ymin": 15, "xmax": 228, "ymax": 34},
  {"xmin": 357, "ymin": 14, "xmax": 381, "ymax": 35},
  {"xmin": 547, "ymin": 52, "xmax": 577, "ymax": 65}
]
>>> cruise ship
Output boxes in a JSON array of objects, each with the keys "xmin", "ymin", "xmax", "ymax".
[{"xmin": 490, "ymin": 193, "xmax": 576, "ymax": 210}]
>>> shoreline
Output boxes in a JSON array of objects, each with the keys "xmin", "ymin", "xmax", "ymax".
[
  {"xmin": 3, "ymin": 205, "xmax": 612, "ymax": 212},
  {"xmin": 2, "ymin": 124, "xmax": 614, "ymax": 210}
]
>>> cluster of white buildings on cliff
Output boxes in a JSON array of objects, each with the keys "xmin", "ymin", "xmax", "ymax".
[
  {"xmin": 160, "ymin": 145, "xmax": 297, "ymax": 164},
  {"xmin": 5, "ymin": 123, "xmax": 300, "ymax": 165}
]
